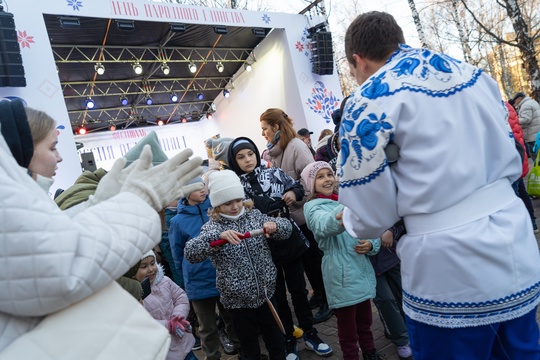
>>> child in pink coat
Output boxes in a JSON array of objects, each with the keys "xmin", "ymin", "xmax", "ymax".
[{"xmin": 135, "ymin": 250, "xmax": 197, "ymax": 360}]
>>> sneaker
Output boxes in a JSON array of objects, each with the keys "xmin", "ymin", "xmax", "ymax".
[
  {"xmin": 218, "ymin": 329, "xmax": 237, "ymax": 355},
  {"xmin": 534, "ymin": 224, "xmax": 539, "ymax": 234},
  {"xmin": 308, "ymin": 292, "xmax": 323, "ymax": 309},
  {"xmin": 285, "ymin": 337, "xmax": 299, "ymax": 360},
  {"xmin": 303, "ymin": 328, "xmax": 333, "ymax": 357},
  {"xmin": 292, "ymin": 325, "xmax": 304, "ymax": 339},
  {"xmin": 313, "ymin": 302, "xmax": 333, "ymax": 324},
  {"xmin": 192, "ymin": 335, "xmax": 201, "ymax": 351},
  {"xmin": 362, "ymin": 350, "xmax": 384, "ymax": 360},
  {"xmin": 397, "ymin": 344, "xmax": 413, "ymax": 360}
]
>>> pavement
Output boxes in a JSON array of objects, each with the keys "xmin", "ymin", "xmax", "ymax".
[{"xmin": 195, "ymin": 197, "xmax": 540, "ymax": 360}]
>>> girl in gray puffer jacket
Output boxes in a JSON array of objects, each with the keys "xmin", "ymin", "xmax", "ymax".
[{"xmin": 184, "ymin": 170, "xmax": 291, "ymax": 360}]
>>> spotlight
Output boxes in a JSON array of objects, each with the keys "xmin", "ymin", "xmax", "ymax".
[
  {"xmin": 244, "ymin": 63, "xmax": 252, "ymax": 72},
  {"xmin": 133, "ymin": 62, "xmax": 143, "ymax": 75},
  {"xmin": 207, "ymin": 113, "xmax": 213, "ymax": 120},
  {"xmin": 170, "ymin": 93, "xmax": 179, "ymax": 103},
  {"xmin": 85, "ymin": 97, "xmax": 95, "ymax": 109},
  {"xmin": 109, "ymin": 124, "xmax": 116, "ymax": 131},
  {"xmin": 197, "ymin": 92, "xmax": 204, "ymax": 100},
  {"xmin": 120, "ymin": 96, "xmax": 129, "ymax": 106},
  {"xmin": 161, "ymin": 63, "xmax": 170, "ymax": 75},
  {"xmin": 216, "ymin": 62, "xmax": 224, "ymax": 73},
  {"xmin": 77, "ymin": 126, "xmax": 87, "ymax": 135},
  {"xmin": 157, "ymin": 119, "xmax": 164, "ymax": 126},
  {"xmin": 95, "ymin": 63, "xmax": 105, "ymax": 75},
  {"xmin": 223, "ymin": 89, "xmax": 230, "ymax": 98},
  {"xmin": 188, "ymin": 62, "xmax": 197, "ymax": 73},
  {"xmin": 214, "ymin": 25, "xmax": 228, "ymax": 34},
  {"xmin": 182, "ymin": 117, "xmax": 187, "ymax": 123},
  {"xmin": 145, "ymin": 95, "xmax": 153, "ymax": 105}
]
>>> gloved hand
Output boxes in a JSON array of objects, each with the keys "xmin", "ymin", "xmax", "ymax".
[
  {"xmin": 87, "ymin": 157, "xmax": 137, "ymax": 206},
  {"xmin": 121, "ymin": 145, "xmax": 203, "ymax": 211},
  {"xmin": 167, "ymin": 316, "xmax": 192, "ymax": 337}
]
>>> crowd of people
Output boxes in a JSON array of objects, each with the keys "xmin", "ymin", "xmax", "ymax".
[{"xmin": 0, "ymin": 10, "xmax": 539, "ymax": 360}]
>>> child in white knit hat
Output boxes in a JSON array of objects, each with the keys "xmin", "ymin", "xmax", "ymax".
[
  {"xmin": 301, "ymin": 161, "xmax": 383, "ymax": 360},
  {"xmin": 184, "ymin": 170, "xmax": 292, "ymax": 360},
  {"xmin": 134, "ymin": 250, "xmax": 197, "ymax": 360}
]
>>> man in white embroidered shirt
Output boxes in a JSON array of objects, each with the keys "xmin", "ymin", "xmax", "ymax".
[{"xmin": 338, "ymin": 11, "xmax": 540, "ymax": 360}]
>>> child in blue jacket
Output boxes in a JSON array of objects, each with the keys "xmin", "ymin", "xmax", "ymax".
[{"xmin": 301, "ymin": 161, "xmax": 382, "ymax": 360}]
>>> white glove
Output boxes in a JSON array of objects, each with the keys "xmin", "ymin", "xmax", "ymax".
[
  {"xmin": 121, "ymin": 145, "xmax": 203, "ymax": 211},
  {"xmin": 87, "ymin": 157, "xmax": 137, "ymax": 206}
]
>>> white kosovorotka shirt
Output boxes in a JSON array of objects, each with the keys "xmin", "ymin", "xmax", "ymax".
[
  {"xmin": 0, "ymin": 128, "xmax": 163, "ymax": 351},
  {"xmin": 339, "ymin": 45, "xmax": 540, "ymax": 328}
]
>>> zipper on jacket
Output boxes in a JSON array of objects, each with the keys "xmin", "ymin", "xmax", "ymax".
[{"xmin": 241, "ymin": 219, "xmax": 262, "ymax": 300}]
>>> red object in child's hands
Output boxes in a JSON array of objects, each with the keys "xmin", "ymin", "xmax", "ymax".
[{"xmin": 210, "ymin": 228, "xmax": 266, "ymax": 247}]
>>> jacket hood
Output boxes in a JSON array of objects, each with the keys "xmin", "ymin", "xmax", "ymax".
[
  {"xmin": 177, "ymin": 195, "xmax": 211, "ymax": 215},
  {"xmin": 227, "ymin": 137, "xmax": 261, "ymax": 175}
]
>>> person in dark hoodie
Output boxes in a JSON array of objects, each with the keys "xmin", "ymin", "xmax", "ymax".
[
  {"xmin": 169, "ymin": 177, "xmax": 239, "ymax": 360},
  {"xmin": 227, "ymin": 137, "xmax": 333, "ymax": 360}
]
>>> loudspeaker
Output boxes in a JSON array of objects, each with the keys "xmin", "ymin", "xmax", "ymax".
[
  {"xmin": 80, "ymin": 152, "xmax": 97, "ymax": 172},
  {"xmin": 310, "ymin": 31, "xmax": 334, "ymax": 75},
  {"xmin": 0, "ymin": 10, "xmax": 26, "ymax": 87}
]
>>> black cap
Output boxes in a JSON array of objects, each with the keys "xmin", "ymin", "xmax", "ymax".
[
  {"xmin": 297, "ymin": 128, "xmax": 313, "ymax": 136},
  {"xmin": 512, "ymin": 92, "xmax": 526, "ymax": 102}
]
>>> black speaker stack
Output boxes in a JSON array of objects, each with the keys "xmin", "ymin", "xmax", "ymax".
[
  {"xmin": 0, "ymin": 6, "xmax": 26, "ymax": 87},
  {"xmin": 309, "ymin": 25, "xmax": 334, "ymax": 76}
]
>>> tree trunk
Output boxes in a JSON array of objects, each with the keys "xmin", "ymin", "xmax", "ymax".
[
  {"xmin": 407, "ymin": 0, "xmax": 428, "ymax": 48},
  {"xmin": 502, "ymin": 0, "xmax": 540, "ymax": 101}
]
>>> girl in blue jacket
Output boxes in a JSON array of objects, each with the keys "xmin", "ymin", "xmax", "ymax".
[{"xmin": 301, "ymin": 161, "xmax": 382, "ymax": 360}]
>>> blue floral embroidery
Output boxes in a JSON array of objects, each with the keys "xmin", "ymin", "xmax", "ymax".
[
  {"xmin": 360, "ymin": 46, "xmax": 479, "ymax": 100},
  {"xmin": 262, "ymin": 14, "xmax": 271, "ymax": 24},
  {"xmin": 361, "ymin": 72, "xmax": 390, "ymax": 98},
  {"xmin": 391, "ymin": 58, "xmax": 420, "ymax": 77}
]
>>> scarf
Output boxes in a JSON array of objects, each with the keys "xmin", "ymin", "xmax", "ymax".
[
  {"xmin": 317, "ymin": 193, "xmax": 339, "ymax": 201},
  {"xmin": 220, "ymin": 206, "xmax": 246, "ymax": 221}
]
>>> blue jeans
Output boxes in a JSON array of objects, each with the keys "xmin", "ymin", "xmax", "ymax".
[
  {"xmin": 184, "ymin": 350, "xmax": 198, "ymax": 360},
  {"xmin": 406, "ymin": 307, "xmax": 540, "ymax": 359}
]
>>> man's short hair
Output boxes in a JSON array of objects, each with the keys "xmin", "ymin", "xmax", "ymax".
[{"xmin": 345, "ymin": 11, "xmax": 405, "ymax": 65}]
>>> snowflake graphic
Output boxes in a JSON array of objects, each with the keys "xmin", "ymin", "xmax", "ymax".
[
  {"xmin": 262, "ymin": 14, "xmax": 271, "ymax": 24},
  {"xmin": 295, "ymin": 41, "xmax": 304, "ymax": 52},
  {"xmin": 306, "ymin": 81, "xmax": 340, "ymax": 123},
  {"xmin": 67, "ymin": 0, "xmax": 83, "ymax": 11},
  {"xmin": 17, "ymin": 30, "xmax": 35, "ymax": 49}
]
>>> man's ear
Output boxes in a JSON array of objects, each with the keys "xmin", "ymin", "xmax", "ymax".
[{"xmin": 352, "ymin": 54, "xmax": 368, "ymax": 74}]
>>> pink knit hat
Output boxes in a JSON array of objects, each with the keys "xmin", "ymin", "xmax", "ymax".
[{"xmin": 300, "ymin": 161, "xmax": 334, "ymax": 195}]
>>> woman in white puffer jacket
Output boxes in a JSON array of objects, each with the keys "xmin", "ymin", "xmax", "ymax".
[{"xmin": 0, "ymin": 100, "xmax": 203, "ymax": 358}]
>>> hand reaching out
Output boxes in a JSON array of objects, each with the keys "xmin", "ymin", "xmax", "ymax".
[{"xmin": 354, "ymin": 239, "xmax": 373, "ymax": 254}]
